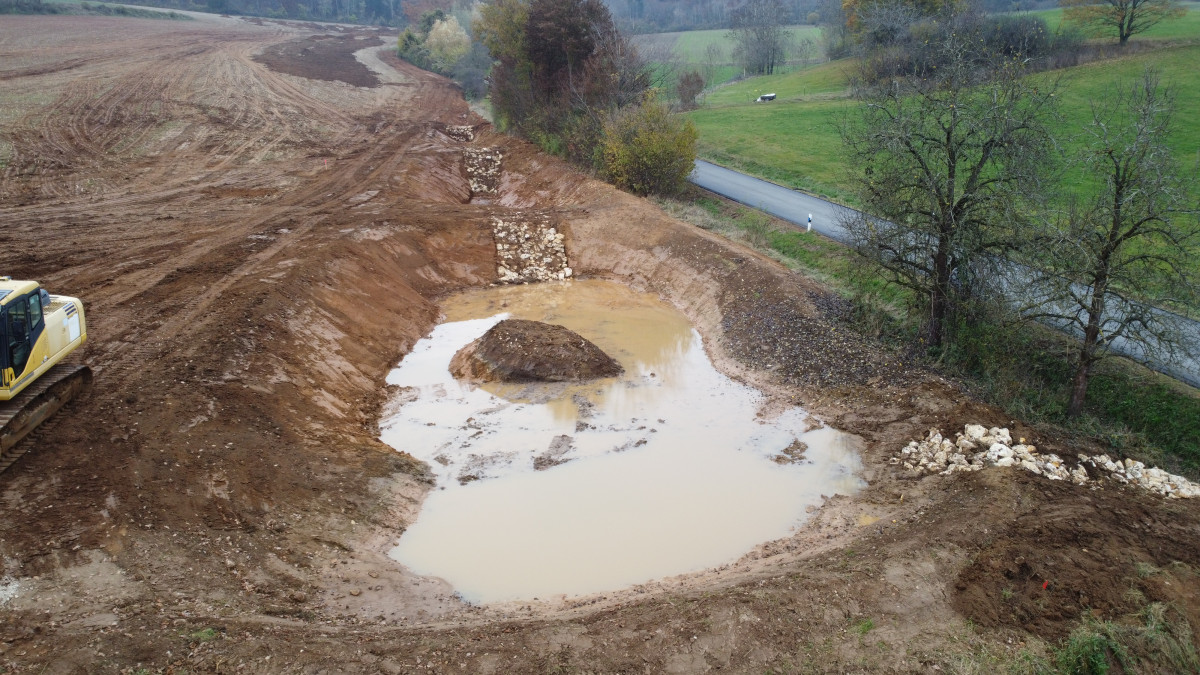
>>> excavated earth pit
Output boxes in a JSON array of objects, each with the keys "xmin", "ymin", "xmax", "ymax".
[
  {"xmin": 380, "ymin": 280, "xmax": 864, "ymax": 604},
  {"xmin": 0, "ymin": 14, "xmax": 1197, "ymax": 673}
]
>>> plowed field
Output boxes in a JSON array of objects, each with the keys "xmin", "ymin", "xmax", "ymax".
[{"xmin": 1, "ymin": 14, "xmax": 1197, "ymax": 673}]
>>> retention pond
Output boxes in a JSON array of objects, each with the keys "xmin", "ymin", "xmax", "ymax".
[{"xmin": 380, "ymin": 280, "xmax": 865, "ymax": 604}]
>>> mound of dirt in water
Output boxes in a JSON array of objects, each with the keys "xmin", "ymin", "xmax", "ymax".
[{"xmin": 449, "ymin": 319, "xmax": 623, "ymax": 382}]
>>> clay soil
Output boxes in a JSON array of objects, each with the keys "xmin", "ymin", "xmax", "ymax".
[
  {"xmin": 449, "ymin": 319, "xmax": 624, "ymax": 383},
  {"xmin": 0, "ymin": 14, "xmax": 1197, "ymax": 674}
]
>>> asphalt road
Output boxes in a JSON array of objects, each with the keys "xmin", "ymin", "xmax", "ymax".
[
  {"xmin": 689, "ymin": 160, "xmax": 1200, "ymax": 389},
  {"xmin": 689, "ymin": 160, "xmax": 856, "ymax": 243}
]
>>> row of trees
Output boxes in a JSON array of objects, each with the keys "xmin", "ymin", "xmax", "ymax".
[
  {"xmin": 824, "ymin": 0, "xmax": 1189, "ymax": 58},
  {"xmin": 18, "ymin": 0, "xmax": 1178, "ymax": 43},
  {"xmin": 10, "ymin": 0, "xmax": 408, "ymax": 25},
  {"xmin": 600, "ymin": 0, "xmax": 822, "ymax": 33},
  {"xmin": 842, "ymin": 27, "xmax": 1198, "ymax": 416},
  {"xmin": 640, "ymin": 0, "xmax": 815, "ymax": 88}
]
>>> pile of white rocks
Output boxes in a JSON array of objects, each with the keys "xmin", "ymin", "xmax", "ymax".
[
  {"xmin": 493, "ymin": 214, "xmax": 572, "ymax": 283},
  {"xmin": 894, "ymin": 423, "xmax": 1200, "ymax": 499},
  {"xmin": 464, "ymin": 147, "xmax": 502, "ymax": 197},
  {"xmin": 444, "ymin": 125, "xmax": 475, "ymax": 142}
]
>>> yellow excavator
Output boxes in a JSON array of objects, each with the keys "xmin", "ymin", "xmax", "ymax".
[{"xmin": 0, "ymin": 277, "xmax": 91, "ymax": 471}]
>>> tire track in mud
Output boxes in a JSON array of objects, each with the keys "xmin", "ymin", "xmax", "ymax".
[
  {"xmin": 4, "ymin": 33, "xmax": 317, "ymax": 200},
  {"xmin": 0, "ymin": 57, "xmax": 88, "ymax": 81},
  {"xmin": 0, "ymin": 17, "xmax": 491, "ymax": 557},
  {"xmin": 2, "ymin": 24, "xmax": 431, "ymax": 392},
  {"xmin": 88, "ymin": 123, "xmax": 435, "ymax": 390},
  {"xmin": 4, "ymin": 40, "xmax": 224, "ymax": 186}
]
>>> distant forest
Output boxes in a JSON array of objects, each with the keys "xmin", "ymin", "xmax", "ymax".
[
  {"xmin": 2, "ymin": 0, "xmax": 1060, "ymax": 31},
  {"xmin": 0, "ymin": 0, "xmax": 404, "ymax": 25},
  {"xmin": 601, "ymin": 0, "xmax": 1058, "ymax": 32}
]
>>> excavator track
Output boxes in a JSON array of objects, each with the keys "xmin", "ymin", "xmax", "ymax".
[{"xmin": 0, "ymin": 364, "xmax": 92, "ymax": 473}]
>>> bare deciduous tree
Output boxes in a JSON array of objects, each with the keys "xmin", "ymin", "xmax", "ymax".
[
  {"xmin": 701, "ymin": 42, "xmax": 726, "ymax": 86},
  {"xmin": 840, "ymin": 33, "xmax": 1058, "ymax": 348},
  {"xmin": 1022, "ymin": 71, "xmax": 1200, "ymax": 417},
  {"xmin": 729, "ymin": 0, "xmax": 792, "ymax": 75},
  {"xmin": 1061, "ymin": 0, "xmax": 1186, "ymax": 44}
]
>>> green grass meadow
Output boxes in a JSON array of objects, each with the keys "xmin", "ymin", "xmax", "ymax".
[
  {"xmin": 634, "ymin": 25, "xmax": 823, "ymax": 87},
  {"xmin": 1030, "ymin": 1, "xmax": 1200, "ymax": 40},
  {"xmin": 690, "ymin": 98, "xmax": 854, "ymax": 201},
  {"xmin": 686, "ymin": 39, "xmax": 1200, "ymax": 201},
  {"xmin": 1051, "ymin": 44, "xmax": 1200, "ymax": 174},
  {"xmin": 702, "ymin": 58, "xmax": 852, "ymax": 105}
]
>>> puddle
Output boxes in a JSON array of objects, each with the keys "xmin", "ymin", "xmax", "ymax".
[{"xmin": 380, "ymin": 280, "xmax": 865, "ymax": 604}]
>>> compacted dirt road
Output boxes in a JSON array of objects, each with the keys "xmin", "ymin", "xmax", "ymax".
[{"xmin": 1, "ymin": 14, "xmax": 1198, "ymax": 673}]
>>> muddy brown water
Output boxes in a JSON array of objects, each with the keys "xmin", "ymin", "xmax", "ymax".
[{"xmin": 380, "ymin": 280, "xmax": 865, "ymax": 604}]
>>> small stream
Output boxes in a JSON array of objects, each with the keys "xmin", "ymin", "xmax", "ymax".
[{"xmin": 380, "ymin": 280, "xmax": 864, "ymax": 604}]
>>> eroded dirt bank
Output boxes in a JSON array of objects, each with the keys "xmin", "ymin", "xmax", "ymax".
[{"xmin": 0, "ymin": 14, "xmax": 1197, "ymax": 673}]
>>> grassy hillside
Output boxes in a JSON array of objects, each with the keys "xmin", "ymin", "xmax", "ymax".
[
  {"xmin": 1052, "ymin": 45, "xmax": 1200, "ymax": 188},
  {"xmin": 633, "ymin": 25, "xmax": 822, "ymax": 87},
  {"xmin": 689, "ymin": 99, "xmax": 854, "ymax": 202},
  {"xmin": 686, "ymin": 59, "xmax": 855, "ymax": 198},
  {"xmin": 687, "ymin": 40, "xmax": 1200, "ymax": 201},
  {"xmin": 703, "ymin": 58, "xmax": 852, "ymax": 106},
  {"xmin": 1031, "ymin": 1, "xmax": 1200, "ymax": 40}
]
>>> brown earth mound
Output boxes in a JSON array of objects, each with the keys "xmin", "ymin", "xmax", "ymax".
[{"xmin": 449, "ymin": 318, "xmax": 623, "ymax": 382}]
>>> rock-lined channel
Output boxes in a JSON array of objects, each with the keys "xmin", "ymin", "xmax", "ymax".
[{"xmin": 379, "ymin": 280, "xmax": 865, "ymax": 604}]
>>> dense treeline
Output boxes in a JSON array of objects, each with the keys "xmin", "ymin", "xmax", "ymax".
[
  {"xmin": 2, "ymin": 0, "xmax": 1058, "ymax": 34},
  {"xmin": 473, "ymin": 0, "xmax": 697, "ymax": 194},
  {"xmin": 817, "ymin": 0, "xmax": 1089, "ymax": 66},
  {"xmin": 599, "ymin": 0, "xmax": 1057, "ymax": 34},
  {"xmin": 398, "ymin": 0, "xmax": 696, "ymax": 194},
  {"xmin": 1, "ymin": 0, "xmax": 794, "ymax": 32},
  {"xmin": 2, "ymin": 0, "xmax": 406, "ymax": 26},
  {"xmin": 1, "ymin": 0, "xmax": 190, "ymax": 16}
]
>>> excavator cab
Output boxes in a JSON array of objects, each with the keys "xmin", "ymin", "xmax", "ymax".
[
  {"xmin": 0, "ymin": 281, "xmax": 53, "ymax": 392},
  {"xmin": 2, "ymin": 287, "xmax": 42, "ymax": 385},
  {"xmin": 0, "ymin": 278, "xmax": 90, "ymax": 468}
]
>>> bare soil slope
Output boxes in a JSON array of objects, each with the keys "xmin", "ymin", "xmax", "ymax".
[{"xmin": 0, "ymin": 15, "xmax": 1196, "ymax": 673}]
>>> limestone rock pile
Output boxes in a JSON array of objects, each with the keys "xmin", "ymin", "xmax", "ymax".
[
  {"xmin": 493, "ymin": 214, "xmax": 571, "ymax": 283},
  {"xmin": 1076, "ymin": 454, "xmax": 1200, "ymax": 498},
  {"xmin": 444, "ymin": 125, "xmax": 475, "ymax": 142},
  {"xmin": 464, "ymin": 147, "xmax": 502, "ymax": 196},
  {"xmin": 894, "ymin": 423, "xmax": 1199, "ymax": 499}
]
